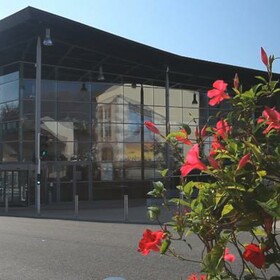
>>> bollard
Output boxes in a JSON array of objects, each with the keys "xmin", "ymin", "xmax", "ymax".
[
  {"xmin": 5, "ymin": 196, "xmax": 8, "ymax": 213},
  {"xmin": 48, "ymin": 191, "xmax": 52, "ymax": 205},
  {"xmin": 123, "ymin": 194, "xmax": 128, "ymax": 222},
  {"xmin": 74, "ymin": 194, "xmax": 78, "ymax": 219}
]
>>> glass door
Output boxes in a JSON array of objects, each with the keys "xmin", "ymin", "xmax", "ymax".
[{"xmin": 0, "ymin": 171, "xmax": 28, "ymax": 205}]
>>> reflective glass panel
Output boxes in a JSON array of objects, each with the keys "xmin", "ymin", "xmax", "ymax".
[
  {"xmin": 57, "ymin": 101, "xmax": 90, "ymax": 121},
  {"xmin": 2, "ymin": 142, "xmax": 18, "ymax": 162},
  {"xmin": 143, "ymin": 85, "xmax": 153, "ymax": 105},
  {"xmin": 153, "ymin": 87, "xmax": 165, "ymax": 106},
  {"xmin": 0, "ymin": 101, "xmax": 19, "ymax": 121},
  {"xmin": 170, "ymin": 88, "xmax": 182, "ymax": 106},
  {"xmin": 95, "ymin": 84, "xmax": 123, "ymax": 104},
  {"xmin": 123, "ymin": 161, "xmax": 141, "ymax": 180},
  {"xmin": 123, "ymin": 84, "xmax": 140, "ymax": 104},
  {"xmin": 0, "ymin": 80, "xmax": 19, "ymax": 103}
]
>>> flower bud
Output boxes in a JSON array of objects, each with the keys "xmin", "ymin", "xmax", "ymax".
[
  {"xmin": 233, "ymin": 73, "xmax": 239, "ymax": 90},
  {"xmin": 261, "ymin": 47, "xmax": 268, "ymax": 66}
]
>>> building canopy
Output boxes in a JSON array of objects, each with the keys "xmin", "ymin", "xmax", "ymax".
[{"xmin": 0, "ymin": 6, "xmax": 278, "ymax": 90}]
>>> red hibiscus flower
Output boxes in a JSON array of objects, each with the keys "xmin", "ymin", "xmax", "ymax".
[
  {"xmin": 180, "ymin": 144, "xmax": 207, "ymax": 177},
  {"xmin": 209, "ymin": 138, "xmax": 225, "ymax": 156},
  {"xmin": 237, "ymin": 153, "xmax": 250, "ymax": 170},
  {"xmin": 208, "ymin": 156, "xmax": 220, "ymax": 169},
  {"xmin": 224, "ymin": 247, "xmax": 236, "ymax": 263},
  {"xmin": 257, "ymin": 106, "xmax": 280, "ymax": 134},
  {"xmin": 187, "ymin": 274, "xmax": 207, "ymax": 280},
  {"xmin": 207, "ymin": 80, "xmax": 229, "ymax": 106},
  {"xmin": 144, "ymin": 121, "xmax": 161, "ymax": 135},
  {"xmin": 243, "ymin": 243, "xmax": 265, "ymax": 269},
  {"xmin": 176, "ymin": 129, "xmax": 192, "ymax": 145},
  {"xmin": 137, "ymin": 229, "xmax": 164, "ymax": 255},
  {"xmin": 195, "ymin": 125, "xmax": 207, "ymax": 140},
  {"xmin": 261, "ymin": 47, "xmax": 268, "ymax": 66},
  {"xmin": 214, "ymin": 119, "xmax": 232, "ymax": 140}
]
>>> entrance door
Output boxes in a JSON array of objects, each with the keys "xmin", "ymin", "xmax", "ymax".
[{"xmin": 0, "ymin": 171, "xmax": 28, "ymax": 206}]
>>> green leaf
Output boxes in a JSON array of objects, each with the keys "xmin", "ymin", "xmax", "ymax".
[
  {"xmin": 256, "ymin": 197, "xmax": 280, "ymax": 218},
  {"xmin": 252, "ymin": 227, "xmax": 266, "ymax": 237},
  {"xmin": 169, "ymin": 198, "xmax": 189, "ymax": 206},
  {"xmin": 183, "ymin": 181, "xmax": 196, "ymax": 198},
  {"xmin": 244, "ymin": 141, "xmax": 262, "ymax": 163},
  {"xmin": 160, "ymin": 239, "xmax": 171, "ymax": 254},
  {"xmin": 147, "ymin": 181, "xmax": 166, "ymax": 197},
  {"xmin": 221, "ymin": 204, "xmax": 234, "ymax": 217},
  {"xmin": 255, "ymin": 75, "xmax": 267, "ymax": 83},
  {"xmin": 257, "ymin": 170, "xmax": 267, "ymax": 177},
  {"xmin": 147, "ymin": 206, "xmax": 160, "ymax": 221},
  {"xmin": 202, "ymin": 243, "xmax": 224, "ymax": 275},
  {"xmin": 226, "ymin": 185, "xmax": 246, "ymax": 191},
  {"xmin": 161, "ymin": 169, "xmax": 168, "ymax": 177}
]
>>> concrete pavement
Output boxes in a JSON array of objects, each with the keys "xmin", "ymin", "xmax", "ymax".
[
  {"xmin": 0, "ymin": 198, "xmax": 279, "ymax": 229},
  {"xmin": 0, "ymin": 199, "xmax": 173, "ymax": 224}
]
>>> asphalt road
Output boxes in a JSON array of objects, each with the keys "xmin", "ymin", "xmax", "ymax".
[{"xmin": 0, "ymin": 217, "xmax": 201, "ymax": 280}]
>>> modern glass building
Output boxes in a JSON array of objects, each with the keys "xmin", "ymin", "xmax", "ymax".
[{"xmin": 0, "ymin": 7, "xmax": 275, "ymax": 206}]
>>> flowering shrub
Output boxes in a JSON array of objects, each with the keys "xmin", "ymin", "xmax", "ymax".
[{"xmin": 138, "ymin": 48, "xmax": 280, "ymax": 279}]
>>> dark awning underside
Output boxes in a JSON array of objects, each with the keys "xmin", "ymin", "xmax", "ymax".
[{"xmin": 0, "ymin": 6, "xmax": 278, "ymax": 90}]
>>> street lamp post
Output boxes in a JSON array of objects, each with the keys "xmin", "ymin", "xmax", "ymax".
[
  {"xmin": 35, "ymin": 36, "xmax": 42, "ymax": 215},
  {"xmin": 35, "ymin": 28, "xmax": 52, "ymax": 215}
]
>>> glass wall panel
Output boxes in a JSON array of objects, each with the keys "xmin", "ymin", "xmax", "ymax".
[
  {"xmin": 0, "ymin": 80, "xmax": 19, "ymax": 103},
  {"xmin": 41, "ymin": 100, "xmax": 56, "ymax": 119},
  {"xmin": 22, "ymin": 100, "xmax": 35, "ymax": 120},
  {"xmin": 22, "ymin": 121, "xmax": 34, "ymax": 142},
  {"xmin": 42, "ymin": 80, "xmax": 57, "ymax": 100},
  {"xmin": 144, "ymin": 142, "xmax": 154, "ymax": 161},
  {"xmin": 95, "ymin": 84, "xmax": 123, "ymax": 105},
  {"xmin": 22, "ymin": 79, "xmax": 36, "ymax": 99},
  {"xmin": 143, "ymin": 105, "xmax": 153, "ymax": 120},
  {"xmin": 0, "ymin": 72, "xmax": 19, "ymax": 84},
  {"xmin": 124, "ymin": 142, "xmax": 141, "ymax": 161},
  {"xmin": 56, "ymin": 141, "xmax": 91, "ymax": 161},
  {"xmin": 123, "ymin": 84, "xmax": 140, "ymax": 104},
  {"xmin": 170, "ymin": 107, "xmax": 183, "ymax": 124},
  {"xmin": 1, "ymin": 121, "xmax": 19, "ymax": 141},
  {"xmin": 57, "ymin": 101, "xmax": 90, "ymax": 121},
  {"xmin": 57, "ymin": 81, "xmax": 91, "ymax": 102},
  {"xmin": 96, "ymin": 104, "xmax": 123, "ymax": 124},
  {"xmin": 123, "ymin": 124, "xmax": 141, "ymax": 142},
  {"xmin": 96, "ymin": 123, "xmax": 123, "ymax": 143},
  {"xmin": 0, "ymin": 101, "xmax": 19, "ymax": 121},
  {"xmin": 143, "ymin": 86, "xmax": 154, "ymax": 105},
  {"xmin": 22, "ymin": 141, "xmax": 35, "ymax": 162},
  {"xmin": 153, "ymin": 106, "xmax": 166, "ymax": 124},
  {"xmin": 154, "ymin": 87, "xmax": 165, "ymax": 106},
  {"xmin": 170, "ymin": 88, "xmax": 182, "ymax": 106},
  {"xmin": 123, "ymin": 161, "xmax": 141, "ymax": 180},
  {"xmin": 2, "ymin": 142, "xmax": 18, "ymax": 162}
]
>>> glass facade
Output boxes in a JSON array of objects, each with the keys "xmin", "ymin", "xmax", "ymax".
[{"xmin": 0, "ymin": 63, "xmax": 201, "ymax": 204}]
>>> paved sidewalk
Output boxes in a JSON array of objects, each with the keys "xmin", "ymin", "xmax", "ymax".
[
  {"xmin": 0, "ymin": 199, "xmax": 279, "ymax": 230},
  {"xmin": 0, "ymin": 199, "xmax": 173, "ymax": 224}
]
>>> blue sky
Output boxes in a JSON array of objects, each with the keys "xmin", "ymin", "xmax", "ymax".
[{"xmin": 1, "ymin": 0, "xmax": 280, "ymax": 73}]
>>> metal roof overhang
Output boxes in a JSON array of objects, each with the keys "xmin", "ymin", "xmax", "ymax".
[{"xmin": 0, "ymin": 6, "xmax": 278, "ymax": 90}]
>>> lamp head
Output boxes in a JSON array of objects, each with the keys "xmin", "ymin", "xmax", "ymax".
[
  {"xmin": 43, "ymin": 28, "xmax": 53, "ymax": 46},
  {"xmin": 192, "ymin": 92, "xmax": 198, "ymax": 105}
]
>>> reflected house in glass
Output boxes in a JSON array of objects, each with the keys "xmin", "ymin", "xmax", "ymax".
[{"xmin": 0, "ymin": 7, "xmax": 277, "ymax": 205}]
